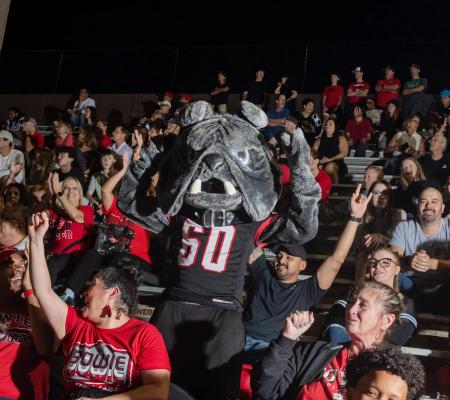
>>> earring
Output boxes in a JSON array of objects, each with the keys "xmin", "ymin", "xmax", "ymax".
[{"xmin": 100, "ymin": 304, "xmax": 112, "ymax": 318}]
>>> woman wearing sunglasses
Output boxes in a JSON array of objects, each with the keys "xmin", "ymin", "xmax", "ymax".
[{"xmin": 323, "ymin": 247, "xmax": 416, "ymax": 346}]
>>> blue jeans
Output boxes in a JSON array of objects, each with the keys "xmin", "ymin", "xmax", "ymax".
[
  {"xmin": 244, "ymin": 335, "xmax": 269, "ymax": 352},
  {"xmin": 323, "ymin": 324, "xmax": 351, "ymax": 344}
]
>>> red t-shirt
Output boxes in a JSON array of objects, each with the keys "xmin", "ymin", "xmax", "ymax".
[
  {"xmin": 376, "ymin": 78, "xmax": 401, "ymax": 108},
  {"xmin": 345, "ymin": 118, "xmax": 373, "ymax": 144},
  {"xmin": 55, "ymin": 133, "xmax": 75, "ymax": 148},
  {"xmin": 298, "ymin": 347, "xmax": 349, "ymax": 400},
  {"xmin": 316, "ymin": 169, "xmax": 332, "ymax": 202},
  {"xmin": 347, "ymin": 81, "xmax": 370, "ymax": 104},
  {"xmin": 279, "ymin": 163, "xmax": 291, "ymax": 186},
  {"xmin": 99, "ymin": 135, "xmax": 112, "ymax": 149},
  {"xmin": 48, "ymin": 206, "xmax": 95, "ymax": 254},
  {"xmin": 102, "ymin": 197, "xmax": 152, "ymax": 263},
  {"xmin": 0, "ymin": 301, "xmax": 50, "ymax": 399},
  {"xmin": 22, "ymin": 131, "xmax": 45, "ymax": 149},
  {"xmin": 62, "ymin": 306, "xmax": 170, "ymax": 395},
  {"xmin": 322, "ymin": 85, "xmax": 344, "ymax": 109}
]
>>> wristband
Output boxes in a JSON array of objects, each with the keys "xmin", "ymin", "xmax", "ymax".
[
  {"xmin": 24, "ymin": 289, "xmax": 34, "ymax": 298},
  {"xmin": 350, "ymin": 215, "xmax": 362, "ymax": 223}
]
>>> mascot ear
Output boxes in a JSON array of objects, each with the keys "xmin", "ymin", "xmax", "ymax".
[
  {"xmin": 237, "ymin": 101, "xmax": 268, "ymax": 129},
  {"xmin": 179, "ymin": 101, "xmax": 214, "ymax": 127}
]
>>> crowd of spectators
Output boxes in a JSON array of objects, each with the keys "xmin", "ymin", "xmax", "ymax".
[{"xmin": 0, "ymin": 60, "xmax": 449, "ymax": 399}]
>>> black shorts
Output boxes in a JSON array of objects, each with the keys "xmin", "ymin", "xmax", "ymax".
[{"xmin": 152, "ymin": 300, "xmax": 244, "ymax": 400}]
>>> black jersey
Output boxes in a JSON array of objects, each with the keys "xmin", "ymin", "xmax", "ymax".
[{"xmin": 166, "ymin": 215, "xmax": 274, "ymax": 310}]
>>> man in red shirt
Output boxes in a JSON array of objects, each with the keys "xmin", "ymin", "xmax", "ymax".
[
  {"xmin": 375, "ymin": 66, "xmax": 401, "ymax": 108},
  {"xmin": 345, "ymin": 105, "xmax": 373, "ymax": 157},
  {"xmin": 347, "ymin": 67, "xmax": 370, "ymax": 108},
  {"xmin": 21, "ymin": 118, "xmax": 44, "ymax": 152},
  {"xmin": 322, "ymin": 73, "xmax": 344, "ymax": 115}
]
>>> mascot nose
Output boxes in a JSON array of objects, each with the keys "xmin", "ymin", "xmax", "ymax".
[{"xmin": 204, "ymin": 154, "xmax": 224, "ymax": 170}]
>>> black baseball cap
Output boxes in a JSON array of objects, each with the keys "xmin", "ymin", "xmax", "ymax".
[
  {"xmin": 383, "ymin": 66, "xmax": 395, "ymax": 72},
  {"xmin": 410, "ymin": 63, "xmax": 421, "ymax": 70},
  {"xmin": 272, "ymin": 243, "xmax": 307, "ymax": 260}
]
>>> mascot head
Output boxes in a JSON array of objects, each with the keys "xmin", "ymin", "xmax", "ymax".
[{"xmin": 157, "ymin": 101, "xmax": 281, "ymax": 222}]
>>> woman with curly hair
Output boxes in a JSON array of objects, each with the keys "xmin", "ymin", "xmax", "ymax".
[{"xmin": 29, "ymin": 212, "xmax": 171, "ymax": 399}]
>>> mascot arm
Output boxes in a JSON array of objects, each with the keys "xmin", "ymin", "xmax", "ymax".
[
  {"xmin": 117, "ymin": 142, "xmax": 169, "ymax": 234},
  {"xmin": 260, "ymin": 128, "xmax": 321, "ymax": 246}
]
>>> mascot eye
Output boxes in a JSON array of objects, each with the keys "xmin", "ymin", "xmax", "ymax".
[{"xmin": 237, "ymin": 150, "xmax": 250, "ymax": 165}]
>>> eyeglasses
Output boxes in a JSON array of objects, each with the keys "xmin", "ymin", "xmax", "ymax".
[{"xmin": 367, "ymin": 257, "xmax": 396, "ymax": 269}]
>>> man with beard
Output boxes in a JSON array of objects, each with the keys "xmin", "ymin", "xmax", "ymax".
[
  {"xmin": 244, "ymin": 185, "xmax": 371, "ymax": 359},
  {"xmin": 391, "ymin": 187, "xmax": 450, "ymax": 321}
]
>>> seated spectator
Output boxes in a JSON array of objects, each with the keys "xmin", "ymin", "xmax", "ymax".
[
  {"xmin": 242, "ymin": 68, "xmax": 268, "ymax": 108},
  {"xmin": 54, "ymin": 121, "xmax": 75, "ymax": 148},
  {"xmin": 345, "ymin": 105, "xmax": 373, "ymax": 157},
  {"xmin": 46, "ymin": 174, "xmax": 98, "ymax": 304},
  {"xmin": 178, "ymin": 93, "xmax": 192, "ymax": 108},
  {"xmin": 324, "ymin": 247, "xmax": 416, "ymax": 346},
  {"xmin": 294, "ymin": 98, "xmax": 322, "ymax": 146},
  {"xmin": 67, "ymin": 87, "xmax": 96, "ymax": 127},
  {"xmin": 29, "ymin": 212, "xmax": 171, "ymax": 399},
  {"xmin": 313, "ymin": 117, "xmax": 348, "ymax": 184},
  {"xmin": 365, "ymin": 98, "xmax": 382, "ymax": 127},
  {"xmin": 427, "ymin": 89, "xmax": 450, "ymax": 132},
  {"xmin": 392, "ymin": 157, "xmax": 435, "ymax": 215},
  {"xmin": 75, "ymin": 126, "xmax": 99, "ymax": 175},
  {"xmin": 21, "ymin": 117, "xmax": 44, "ymax": 153},
  {"xmin": 274, "ymin": 74, "xmax": 298, "ymax": 114},
  {"xmin": 265, "ymin": 94, "xmax": 290, "ymax": 143},
  {"xmin": 28, "ymin": 148, "xmax": 53, "ymax": 185},
  {"xmin": 391, "ymin": 187, "xmax": 450, "ymax": 321},
  {"xmin": 157, "ymin": 100, "xmax": 172, "ymax": 116},
  {"xmin": 362, "ymin": 166, "xmax": 384, "ymax": 195},
  {"xmin": 419, "ymin": 133, "xmax": 450, "ymax": 184},
  {"xmin": 55, "ymin": 146, "xmax": 86, "ymax": 191},
  {"xmin": 322, "ymin": 72, "xmax": 344, "ymax": 122},
  {"xmin": 346, "ymin": 343, "xmax": 425, "ymax": 400},
  {"xmin": 86, "ymin": 149, "xmax": 120, "ymax": 210},
  {"xmin": 5, "ymin": 106, "xmax": 26, "ymax": 133},
  {"xmin": 378, "ymin": 100, "xmax": 403, "ymax": 152},
  {"xmin": 3, "ymin": 182, "xmax": 32, "ymax": 210},
  {"xmin": 353, "ymin": 180, "xmax": 406, "ymax": 275},
  {"xmin": 252, "ymin": 281, "xmax": 401, "ymax": 400},
  {"xmin": 375, "ymin": 66, "xmax": 401, "ymax": 109},
  {"xmin": 101, "ymin": 153, "xmax": 158, "ymax": 285},
  {"xmin": 346, "ymin": 66, "xmax": 370, "ymax": 113},
  {"xmin": 96, "ymin": 119, "xmax": 112, "ymax": 149},
  {"xmin": 310, "ymin": 149, "xmax": 332, "ymax": 202},
  {"xmin": 210, "ymin": 70, "xmax": 230, "ymax": 113},
  {"xmin": 386, "ymin": 114, "xmax": 425, "ymax": 158},
  {"xmin": 0, "ymin": 246, "xmax": 53, "ymax": 399},
  {"xmin": 81, "ymin": 105, "xmax": 97, "ymax": 128},
  {"xmin": 244, "ymin": 186, "xmax": 370, "ymax": 358},
  {"xmin": 109, "ymin": 125, "xmax": 133, "ymax": 161},
  {"xmin": 0, "ymin": 130, "xmax": 25, "ymax": 185},
  {"xmin": 162, "ymin": 91, "xmax": 174, "ymax": 103},
  {"xmin": 402, "ymin": 64, "xmax": 428, "ymax": 118},
  {"xmin": 0, "ymin": 205, "xmax": 29, "ymax": 250}
]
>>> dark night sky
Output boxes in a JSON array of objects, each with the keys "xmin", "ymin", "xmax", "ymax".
[
  {"xmin": 4, "ymin": 0, "xmax": 450, "ymax": 48},
  {"xmin": 2, "ymin": 0, "xmax": 450, "ymax": 93}
]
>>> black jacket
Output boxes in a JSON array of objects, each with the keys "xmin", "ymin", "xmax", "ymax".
[{"xmin": 251, "ymin": 335, "xmax": 343, "ymax": 400}]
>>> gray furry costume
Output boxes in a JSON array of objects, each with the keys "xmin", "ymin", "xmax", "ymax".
[{"xmin": 118, "ymin": 101, "xmax": 321, "ymax": 400}]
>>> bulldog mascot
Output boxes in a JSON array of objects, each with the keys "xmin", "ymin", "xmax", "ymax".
[{"xmin": 119, "ymin": 101, "xmax": 320, "ymax": 399}]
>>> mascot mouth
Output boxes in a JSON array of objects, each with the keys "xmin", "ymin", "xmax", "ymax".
[{"xmin": 188, "ymin": 178, "xmax": 237, "ymax": 196}]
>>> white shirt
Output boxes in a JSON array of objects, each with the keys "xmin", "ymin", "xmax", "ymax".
[
  {"xmin": 0, "ymin": 148, "xmax": 25, "ymax": 183},
  {"xmin": 73, "ymin": 97, "xmax": 96, "ymax": 111},
  {"xmin": 109, "ymin": 142, "xmax": 133, "ymax": 161}
]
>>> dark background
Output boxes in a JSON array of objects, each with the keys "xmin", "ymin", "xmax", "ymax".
[{"xmin": 2, "ymin": 0, "xmax": 450, "ymax": 94}]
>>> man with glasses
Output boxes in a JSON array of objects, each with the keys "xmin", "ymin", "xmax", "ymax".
[{"xmin": 390, "ymin": 186, "xmax": 450, "ymax": 322}]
